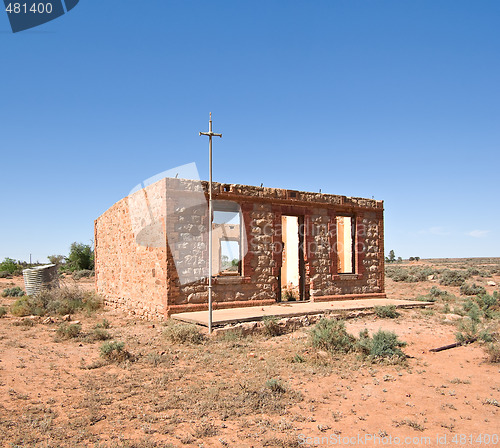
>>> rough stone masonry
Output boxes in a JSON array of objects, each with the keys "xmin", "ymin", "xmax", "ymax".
[{"xmin": 94, "ymin": 178, "xmax": 385, "ymax": 320}]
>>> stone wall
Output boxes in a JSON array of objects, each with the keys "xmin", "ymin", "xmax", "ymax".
[
  {"xmin": 95, "ymin": 179, "xmax": 385, "ymax": 318},
  {"xmin": 94, "ymin": 180, "xmax": 168, "ymax": 319}
]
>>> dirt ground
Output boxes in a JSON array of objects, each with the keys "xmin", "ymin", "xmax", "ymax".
[{"xmin": 0, "ymin": 260, "xmax": 499, "ymax": 448}]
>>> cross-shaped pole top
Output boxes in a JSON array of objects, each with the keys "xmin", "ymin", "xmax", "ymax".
[{"xmin": 199, "ymin": 112, "xmax": 222, "ymax": 139}]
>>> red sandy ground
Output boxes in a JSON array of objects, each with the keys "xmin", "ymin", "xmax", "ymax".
[{"xmin": 0, "ymin": 263, "xmax": 499, "ymax": 448}]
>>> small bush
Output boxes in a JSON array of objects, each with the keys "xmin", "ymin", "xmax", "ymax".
[
  {"xmin": 72, "ymin": 269, "xmax": 95, "ymax": 280},
  {"xmin": 281, "ymin": 288, "xmax": 297, "ymax": 302},
  {"xmin": 100, "ymin": 341, "xmax": 132, "ymax": 362},
  {"xmin": 0, "ymin": 306, "xmax": 7, "ymax": 317},
  {"xmin": 456, "ymin": 304, "xmax": 482, "ymax": 343},
  {"xmin": 262, "ymin": 315, "xmax": 283, "ymax": 337},
  {"xmin": 163, "ymin": 321, "xmax": 205, "ymax": 344},
  {"xmin": 291, "ymin": 353, "xmax": 305, "ymax": 363},
  {"xmin": 385, "ymin": 265, "xmax": 437, "ymax": 283},
  {"xmin": 357, "ymin": 329, "xmax": 407, "ymax": 361},
  {"xmin": 440, "ymin": 269, "xmax": 468, "ymax": 286},
  {"xmin": 460, "ymin": 283, "xmax": 486, "ymax": 296},
  {"xmin": 146, "ymin": 352, "xmax": 170, "ymax": 367},
  {"xmin": 0, "ymin": 271, "xmax": 12, "ymax": 278},
  {"xmin": 87, "ymin": 327, "xmax": 112, "ymax": 341},
  {"xmin": 2, "ymin": 287, "xmax": 25, "ymax": 298},
  {"xmin": 414, "ymin": 295, "xmax": 436, "ymax": 302},
  {"xmin": 265, "ymin": 378, "xmax": 286, "ymax": 394},
  {"xmin": 11, "ymin": 295, "xmax": 46, "ymax": 316},
  {"xmin": 486, "ymin": 343, "xmax": 500, "ymax": 363},
  {"xmin": 67, "ymin": 242, "xmax": 94, "ymax": 272},
  {"xmin": 310, "ymin": 318, "xmax": 356, "ymax": 353},
  {"xmin": 477, "ymin": 292, "xmax": 499, "ymax": 318},
  {"xmin": 56, "ymin": 322, "xmax": 81, "ymax": 339},
  {"xmin": 13, "ymin": 318, "xmax": 35, "ymax": 327},
  {"xmin": 94, "ymin": 318, "xmax": 110, "ymax": 329},
  {"xmin": 0, "ymin": 258, "xmax": 18, "ymax": 274},
  {"xmin": 10, "ymin": 287, "xmax": 102, "ymax": 317},
  {"xmin": 429, "ymin": 286, "xmax": 448, "ymax": 299},
  {"xmin": 374, "ymin": 305, "xmax": 400, "ymax": 319}
]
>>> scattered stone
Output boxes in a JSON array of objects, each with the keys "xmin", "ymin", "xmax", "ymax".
[
  {"xmin": 487, "ymin": 281, "xmax": 496, "ymax": 286},
  {"xmin": 63, "ymin": 314, "xmax": 71, "ymax": 321},
  {"xmin": 42, "ymin": 317, "xmax": 54, "ymax": 324},
  {"xmin": 247, "ymin": 352, "xmax": 256, "ymax": 358},
  {"xmin": 240, "ymin": 322, "xmax": 257, "ymax": 335},
  {"xmin": 444, "ymin": 314, "xmax": 462, "ymax": 322},
  {"xmin": 316, "ymin": 350, "xmax": 329, "ymax": 359}
]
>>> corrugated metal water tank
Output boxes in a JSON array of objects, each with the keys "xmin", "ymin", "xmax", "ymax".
[{"xmin": 23, "ymin": 264, "xmax": 59, "ymax": 295}]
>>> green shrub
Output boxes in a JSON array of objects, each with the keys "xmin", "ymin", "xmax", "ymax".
[
  {"xmin": 374, "ymin": 305, "xmax": 400, "ymax": 318},
  {"xmin": 1, "ymin": 287, "xmax": 25, "ymax": 297},
  {"xmin": 87, "ymin": 327, "xmax": 112, "ymax": 341},
  {"xmin": 0, "ymin": 258, "xmax": 18, "ymax": 274},
  {"xmin": 56, "ymin": 322, "xmax": 81, "ymax": 339},
  {"xmin": 94, "ymin": 318, "xmax": 110, "ymax": 329},
  {"xmin": 11, "ymin": 295, "xmax": 46, "ymax": 316},
  {"xmin": 486, "ymin": 342, "xmax": 500, "ymax": 363},
  {"xmin": 0, "ymin": 271, "xmax": 12, "ymax": 278},
  {"xmin": 100, "ymin": 341, "xmax": 132, "ymax": 362},
  {"xmin": 385, "ymin": 265, "xmax": 437, "ymax": 283},
  {"xmin": 72, "ymin": 269, "xmax": 94, "ymax": 280},
  {"xmin": 414, "ymin": 295, "xmax": 436, "ymax": 302},
  {"xmin": 281, "ymin": 288, "xmax": 297, "ymax": 302},
  {"xmin": 291, "ymin": 353, "xmax": 305, "ymax": 363},
  {"xmin": 466, "ymin": 267, "xmax": 480, "ymax": 277},
  {"xmin": 460, "ymin": 283, "xmax": 486, "ymax": 296},
  {"xmin": 265, "ymin": 378, "xmax": 286, "ymax": 394},
  {"xmin": 477, "ymin": 292, "xmax": 498, "ymax": 316},
  {"xmin": 357, "ymin": 329, "xmax": 407, "ymax": 361},
  {"xmin": 0, "ymin": 306, "xmax": 7, "ymax": 317},
  {"xmin": 163, "ymin": 321, "xmax": 205, "ymax": 344},
  {"xmin": 40, "ymin": 287, "xmax": 101, "ymax": 315},
  {"xmin": 9, "ymin": 287, "xmax": 101, "ymax": 317},
  {"xmin": 262, "ymin": 315, "xmax": 283, "ymax": 337},
  {"xmin": 310, "ymin": 318, "xmax": 356, "ymax": 353},
  {"xmin": 456, "ymin": 304, "xmax": 482, "ymax": 343},
  {"xmin": 440, "ymin": 269, "xmax": 468, "ymax": 286},
  {"xmin": 67, "ymin": 242, "xmax": 94, "ymax": 272},
  {"xmin": 429, "ymin": 286, "xmax": 447, "ymax": 299}
]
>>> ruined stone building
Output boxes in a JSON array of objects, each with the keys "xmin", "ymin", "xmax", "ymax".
[{"xmin": 94, "ymin": 178, "xmax": 385, "ymax": 319}]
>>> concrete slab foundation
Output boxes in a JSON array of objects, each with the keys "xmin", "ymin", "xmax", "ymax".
[{"xmin": 171, "ymin": 298, "xmax": 432, "ymax": 327}]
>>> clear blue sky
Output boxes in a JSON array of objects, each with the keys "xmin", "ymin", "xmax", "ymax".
[{"xmin": 1, "ymin": 1, "xmax": 499, "ymax": 262}]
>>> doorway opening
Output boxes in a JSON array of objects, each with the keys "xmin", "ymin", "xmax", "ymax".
[{"xmin": 280, "ymin": 215, "xmax": 305, "ymax": 301}]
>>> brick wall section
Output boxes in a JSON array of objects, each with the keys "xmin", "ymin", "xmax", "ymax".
[
  {"xmin": 94, "ymin": 180, "xmax": 168, "ymax": 319},
  {"xmin": 95, "ymin": 180, "xmax": 385, "ymax": 318}
]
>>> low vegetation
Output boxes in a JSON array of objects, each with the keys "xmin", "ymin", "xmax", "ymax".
[
  {"xmin": 310, "ymin": 318, "xmax": 356, "ymax": 353},
  {"xmin": 56, "ymin": 322, "xmax": 82, "ymax": 339},
  {"xmin": 262, "ymin": 315, "xmax": 283, "ymax": 337},
  {"xmin": 10, "ymin": 286, "xmax": 101, "ymax": 317},
  {"xmin": 100, "ymin": 341, "xmax": 133, "ymax": 363},
  {"xmin": 374, "ymin": 305, "xmax": 400, "ymax": 318},
  {"xmin": 358, "ymin": 328, "xmax": 407, "ymax": 361},
  {"xmin": 460, "ymin": 283, "xmax": 486, "ymax": 296},
  {"xmin": 163, "ymin": 320, "xmax": 205, "ymax": 344},
  {"xmin": 385, "ymin": 265, "xmax": 437, "ymax": 283},
  {"xmin": 1, "ymin": 286, "xmax": 25, "ymax": 297},
  {"xmin": 310, "ymin": 318, "xmax": 407, "ymax": 363}
]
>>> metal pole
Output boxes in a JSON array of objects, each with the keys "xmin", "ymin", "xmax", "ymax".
[
  {"xmin": 199, "ymin": 112, "xmax": 222, "ymax": 333},
  {"xmin": 208, "ymin": 116, "xmax": 213, "ymax": 334}
]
